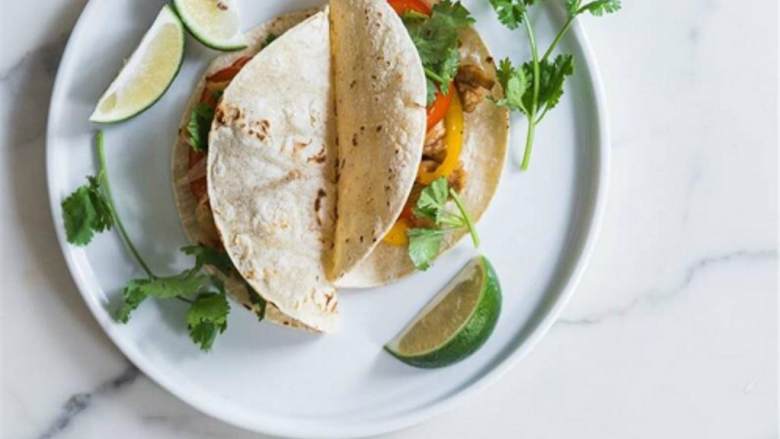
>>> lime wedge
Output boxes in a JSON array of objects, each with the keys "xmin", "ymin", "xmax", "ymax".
[
  {"xmin": 385, "ymin": 256, "xmax": 502, "ymax": 368},
  {"xmin": 90, "ymin": 5, "xmax": 184, "ymax": 123},
  {"xmin": 173, "ymin": 0, "xmax": 247, "ymax": 51}
]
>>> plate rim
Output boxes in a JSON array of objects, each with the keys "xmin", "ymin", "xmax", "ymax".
[{"xmin": 45, "ymin": 2, "xmax": 610, "ymax": 437}]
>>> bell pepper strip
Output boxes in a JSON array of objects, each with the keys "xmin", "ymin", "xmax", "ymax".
[
  {"xmin": 206, "ymin": 56, "xmax": 252, "ymax": 83},
  {"xmin": 417, "ymin": 90, "xmax": 464, "ymax": 185},
  {"xmin": 426, "ymin": 84, "xmax": 453, "ymax": 130},
  {"xmin": 384, "ymin": 93, "xmax": 464, "ymax": 246},
  {"xmin": 187, "ymin": 149, "xmax": 208, "ymax": 201},
  {"xmin": 388, "ymin": 0, "xmax": 431, "ymax": 16},
  {"xmin": 383, "ymin": 218, "xmax": 412, "ymax": 246}
]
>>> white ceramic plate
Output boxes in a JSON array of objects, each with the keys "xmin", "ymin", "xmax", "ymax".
[{"xmin": 46, "ymin": 1, "xmax": 608, "ymax": 437}]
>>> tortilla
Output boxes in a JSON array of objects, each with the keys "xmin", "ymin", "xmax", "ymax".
[
  {"xmin": 171, "ymin": 9, "xmax": 320, "ymax": 331},
  {"xmin": 206, "ymin": 10, "xmax": 340, "ymax": 332},
  {"xmin": 335, "ymin": 27, "xmax": 510, "ymax": 288},
  {"xmin": 329, "ymin": 0, "xmax": 427, "ymax": 280}
]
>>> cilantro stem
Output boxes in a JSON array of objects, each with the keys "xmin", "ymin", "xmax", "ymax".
[
  {"xmin": 449, "ymin": 188, "xmax": 480, "ymax": 247},
  {"xmin": 541, "ymin": 15, "xmax": 576, "ymax": 63},
  {"xmin": 536, "ymin": 104, "xmax": 552, "ymax": 124},
  {"xmin": 424, "ymin": 68, "xmax": 447, "ymax": 86},
  {"xmin": 95, "ymin": 131, "xmax": 156, "ymax": 278},
  {"xmin": 521, "ymin": 17, "xmax": 541, "ymax": 171}
]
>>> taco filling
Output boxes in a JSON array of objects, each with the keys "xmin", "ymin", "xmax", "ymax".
[
  {"xmin": 183, "ymin": 54, "xmax": 252, "ymax": 249},
  {"xmin": 382, "ymin": 0, "xmax": 496, "ymax": 246}
]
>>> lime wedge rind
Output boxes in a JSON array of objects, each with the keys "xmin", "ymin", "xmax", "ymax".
[
  {"xmin": 173, "ymin": 0, "xmax": 247, "ymax": 52},
  {"xmin": 385, "ymin": 257, "xmax": 502, "ymax": 369},
  {"xmin": 89, "ymin": 5, "xmax": 185, "ymax": 124}
]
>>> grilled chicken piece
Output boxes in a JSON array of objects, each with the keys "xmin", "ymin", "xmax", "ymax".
[
  {"xmin": 448, "ymin": 165, "xmax": 467, "ymax": 193},
  {"xmin": 423, "ymin": 121, "xmax": 447, "ymax": 162},
  {"xmin": 455, "ymin": 64, "xmax": 495, "ymax": 112},
  {"xmin": 420, "ymin": 159, "xmax": 440, "ymax": 173}
]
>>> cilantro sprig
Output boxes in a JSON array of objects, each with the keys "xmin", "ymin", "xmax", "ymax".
[
  {"xmin": 402, "ymin": 1, "xmax": 475, "ymax": 104},
  {"xmin": 488, "ymin": 0, "xmax": 620, "ymax": 170},
  {"xmin": 61, "ymin": 131, "xmax": 234, "ymax": 351},
  {"xmin": 186, "ymin": 103, "xmax": 215, "ymax": 152},
  {"xmin": 407, "ymin": 178, "xmax": 480, "ymax": 270}
]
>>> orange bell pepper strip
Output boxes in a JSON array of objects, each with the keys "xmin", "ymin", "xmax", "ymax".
[{"xmin": 426, "ymin": 85, "xmax": 453, "ymax": 130}]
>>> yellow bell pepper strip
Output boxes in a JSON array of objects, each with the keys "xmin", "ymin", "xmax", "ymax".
[
  {"xmin": 383, "ymin": 91, "xmax": 466, "ymax": 246},
  {"xmin": 383, "ymin": 217, "xmax": 411, "ymax": 246},
  {"xmin": 417, "ymin": 90, "xmax": 464, "ymax": 185}
]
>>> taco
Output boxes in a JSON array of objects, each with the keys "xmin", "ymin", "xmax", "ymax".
[
  {"xmin": 334, "ymin": 0, "xmax": 509, "ymax": 287},
  {"xmin": 171, "ymin": 0, "xmax": 508, "ymax": 331}
]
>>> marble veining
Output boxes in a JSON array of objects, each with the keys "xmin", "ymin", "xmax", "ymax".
[
  {"xmin": 558, "ymin": 249, "xmax": 778, "ymax": 326},
  {"xmin": 38, "ymin": 365, "xmax": 139, "ymax": 439}
]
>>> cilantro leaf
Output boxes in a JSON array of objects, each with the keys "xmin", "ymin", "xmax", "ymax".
[
  {"xmin": 494, "ymin": 58, "xmax": 529, "ymax": 114},
  {"xmin": 186, "ymin": 292, "xmax": 230, "ymax": 351},
  {"xmin": 403, "ymin": 1, "xmax": 474, "ymax": 97},
  {"xmin": 488, "ymin": 0, "xmax": 534, "ymax": 30},
  {"xmin": 113, "ymin": 269, "xmax": 210, "ymax": 323},
  {"xmin": 408, "ymin": 228, "xmax": 446, "ymax": 270},
  {"xmin": 413, "ymin": 177, "xmax": 450, "ymax": 223},
  {"xmin": 533, "ymin": 54, "xmax": 575, "ymax": 118},
  {"xmin": 131, "ymin": 270, "xmax": 210, "ymax": 299},
  {"xmin": 406, "ymin": 178, "xmax": 480, "ymax": 270},
  {"xmin": 425, "ymin": 78, "xmax": 438, "ymax": 106},
  {"xmin": 62, "ymin": 172, "xmax": 113, "ymax": 246},
  {"xmin": 579, "ymin": 0, "xmax": 621, "ymax": 16},
  {"xmin": 565, "ymin": 0, "xmax": 580, "ymax": 15},
  {"xmin": 181, "ymin": 245, "xmax": 233, "ymax": 274},
  {"xmin": 186, "ymin": 103, "xmax": 215, "ymax": 152},
  {"xmin": 243, "ymin": 279, "xmax": 267, "ymax": 321},
  {"xmin": 494, "ymin": 55, "xmax": 574, "ymax": 120},
  {"xmin": 263, "ymin": 33, "xmax": 278, "ymax": 47},
  {"xmin": 114, "ymin": 283, "xmax": 148, "ymax": 324}
]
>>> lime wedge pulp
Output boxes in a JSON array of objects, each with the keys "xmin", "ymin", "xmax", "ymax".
[
  {"xmin": 385, "ymin": 256, "xmax": 502, "ymax": 369},
  {"xmin": 174, "ymin": 0, "xmax": 247, "ymax": 51},
  {"xmin": 90, "ymin": 5, "xmax": 185, "ymax": 123}
]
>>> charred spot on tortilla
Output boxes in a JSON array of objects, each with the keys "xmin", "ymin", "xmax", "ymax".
[
  {"xmin": 351, "ymin": 133, "xmax": 358, "ymax": 146},
  {"xmin": 293, "ymin": 140, "xmax": 311, "ymax": 151},
  {"xmin": 376, "ymin": 125, "xmax": 383, "ymax": 132},
  {"xmin": 349, "ymin": 80, "xmax": 357, "ymax": 89},
  {"xmin": 314, "ymin": 188, "xmax": 327, "ymax": 213},
  {"xmin": 307, "ymin": 146, "xmax": 327, "ymax": 164},
  {"xmin": 285, "ymin": 169, "xmax": 302, "ymax": 181},
  {"xmin": 216, "ymin": 1, "xmax": 228, "ymax": 11},
  {"xmin": 215, "ymin": 107, "xmax": 226, "ymax": 126}
]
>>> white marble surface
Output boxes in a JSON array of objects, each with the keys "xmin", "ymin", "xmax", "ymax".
[{"xmin": 1, "ymin": 0, "xmax": 777, "ymax": 438}]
